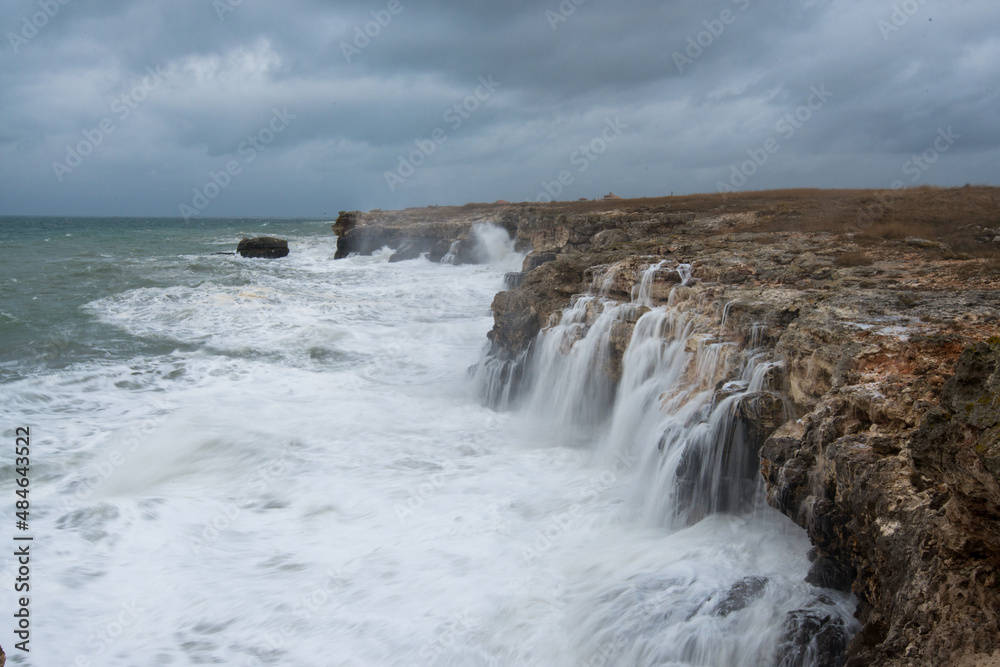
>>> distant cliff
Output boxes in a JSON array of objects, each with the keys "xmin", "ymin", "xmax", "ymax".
[{"xmin": 334, "ymin": 187, "xmax": 1000, "ymax": 666}]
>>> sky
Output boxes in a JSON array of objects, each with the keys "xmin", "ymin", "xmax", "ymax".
[{"xmin": 0, "ymin": 0, "xmax": 997, "ymax": 218}]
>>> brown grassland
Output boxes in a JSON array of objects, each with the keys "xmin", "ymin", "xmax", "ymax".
[{"xmin": 424, "ymin": 184, "xmax": 1000, "ymax": 265}]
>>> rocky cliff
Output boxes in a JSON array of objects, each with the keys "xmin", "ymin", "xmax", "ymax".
[{"xmin": 334, "ymin": 187, "xmax": 1000, "ymax": 666}]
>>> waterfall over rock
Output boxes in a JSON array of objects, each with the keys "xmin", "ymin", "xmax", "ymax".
[
  {"xmin": 474, "ymin": 260, "xmax": 857, "ymax": 666},
  {"xmin": 482, "ymin": 261, "xmax": 787, "ymax": 527}
]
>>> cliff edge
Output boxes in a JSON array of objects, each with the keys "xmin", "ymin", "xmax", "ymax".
[{"xmin": 335, "ymin": 187, "xmax": 1000, "ymax": 666}]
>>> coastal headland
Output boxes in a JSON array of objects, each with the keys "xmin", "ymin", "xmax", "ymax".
[{"xmin": 334, "ymin": 186, "xmax": 1000, "ymax": 666}]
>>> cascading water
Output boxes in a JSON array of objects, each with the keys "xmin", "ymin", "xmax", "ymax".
[
  {"xmin": 480, "ymin": 260, "xmax": 859, "ymax": 665},
  {"xmin": 441, "ymin": 240, "xmax": 461, "ymax": 264},
  {"xmin": 520, "ymin": 296, "xmax": 625, "ymax": 442}
]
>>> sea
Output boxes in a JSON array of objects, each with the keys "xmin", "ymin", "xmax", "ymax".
[{"xmin": 0, "ymin": 216, "xmax": 857, "ymax": 666}]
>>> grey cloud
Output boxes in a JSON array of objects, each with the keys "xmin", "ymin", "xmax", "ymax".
[{"xmin": 0, "ymin": 0, "xmax": 996, "ymax": 216}]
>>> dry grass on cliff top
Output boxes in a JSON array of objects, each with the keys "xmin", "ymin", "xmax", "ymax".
[
  {"xmin": 543, "ymin": 185, "xmax": 1000, "ymax": 259},
  {"xmin": 383, "ymin": 185, "xmax": 1000, "ymax": 265},
  {"xmin": 448, "ymin": 185, "xmax": 998, "ymax": 246}
]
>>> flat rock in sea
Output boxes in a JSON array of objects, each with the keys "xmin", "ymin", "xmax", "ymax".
[{"xmin": 237, "ymin": 237, "xmax": 289, "ymax": 259}]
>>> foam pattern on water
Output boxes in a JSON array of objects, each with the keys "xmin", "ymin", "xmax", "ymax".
[{"xmin": 0, "ymin": 224, "xmax": 857, "ymax": 666}]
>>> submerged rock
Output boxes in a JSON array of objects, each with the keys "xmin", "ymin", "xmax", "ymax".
[
  {"xmin": 777, "ymin": 608, "xmax": 850, "ymax": 667},
  {"xmin": 237, "ymin": 236, "xmax": 289, "ymax": 259},
  {"xmin": 714, "ymin": 576, "xmax": 769, "ymax": 617}
]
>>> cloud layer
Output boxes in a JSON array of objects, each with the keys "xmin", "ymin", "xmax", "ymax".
[{"xmin": 1, "ymin": 0, "xmax": 997, "ymax": 217}]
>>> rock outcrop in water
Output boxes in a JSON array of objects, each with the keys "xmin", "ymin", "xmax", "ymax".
[
  {"xmin": 237, "ymin": 236, "xmax": 289, "ymax": 259},
  {"xmin": 333, "ymin": 188, "xmax": 1000, "ymax": 666}
]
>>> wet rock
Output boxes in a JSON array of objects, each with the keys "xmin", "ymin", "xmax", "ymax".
[
  {"xmin": 237, "ymin": 236, "xmax": 289, "ymax": 259},
  {"xmin": 524, "ymin": 252, "xmax": 558, "ymax": 272},
  {"xmin": 777, "ymin": 609, "xmax": 850, "ymax": 667},
  {"xmin": 388, "ymin": 239, "xmax": 433, "ymax": 263},
  {"xmin": 503, "ymin": 272, "xmax": 524, "ymax": 290},
  {"xmin": 980, "ymin": 425, "xmax": 1000, "ymax": 480},
  {"xmin": 762, "ymin": 339, "xmax": 1000, "ymax": 666},
  {"xmin": 737, "ymin": 391, "xmax": 786, "ymax": 452},
  {"xmin": 806, "ymin": 552, "xmax": 855, "ymax": 592},
  {"xmin": 451, "ymin": 238, "xmax": 480, "ymax": 265},
  {"xmin": 331, "ymin": 210, "xmax": 359, "ymax": 237},
  {"xmin": 486, "ymin": 255, "xmax": 592, "ymax": 358},
  {"xmin": 671, "ymin": 414, "xmax": 762, "ymax": 521},
  {"xmin": 714, "ymin": 576, "xmax": 769, "ymax": 617},
  {"xmin": 428, "ymin": 239, "xmax": 454, "ymax": 263},
  {"xmin": 606, "ymin": 320, "xmax": 634, "ymax": 382}
]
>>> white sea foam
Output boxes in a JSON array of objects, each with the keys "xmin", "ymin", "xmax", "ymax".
[{"xmin": 0, "ymin": 222, "xmax": 855, "ymax": 666}]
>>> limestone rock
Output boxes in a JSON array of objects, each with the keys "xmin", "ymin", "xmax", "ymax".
[
  {"xmin": 591, "ymin": 228, "xmax": 628, "ymax": 248},
  {"xmin": 941, "ymin": 338, "xmax": 1000, "ymax": 430}
]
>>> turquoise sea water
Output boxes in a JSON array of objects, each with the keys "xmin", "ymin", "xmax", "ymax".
[{"xmin": 0, "ymin": 217, "xmax": 332, "ymax": 383}]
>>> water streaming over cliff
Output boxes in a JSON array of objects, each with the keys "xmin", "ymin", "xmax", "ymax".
[{"xmin": 478, "ymin": 260, "xmax": 859, "ymax": 665}]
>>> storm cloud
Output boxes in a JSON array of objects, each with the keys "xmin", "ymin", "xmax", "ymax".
[{"xmin": 1, "ymin": 0, "xmax": 997, "ymax": 217}]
